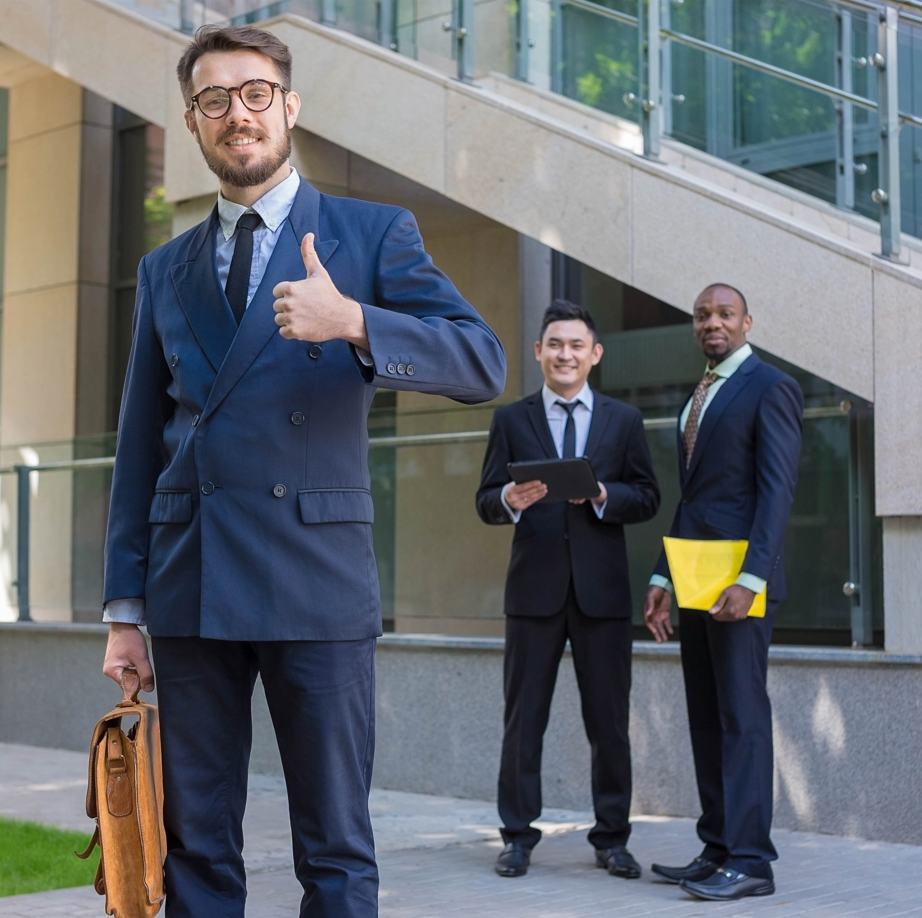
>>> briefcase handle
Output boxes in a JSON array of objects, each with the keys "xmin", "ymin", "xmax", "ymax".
[{"xmin": 116, "ymin": 668, "xmax": 142, "ymax": 707}]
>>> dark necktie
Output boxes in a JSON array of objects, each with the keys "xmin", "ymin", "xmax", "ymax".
[
  {"xmin": 683, "ymin": 371, "xmax": 719, "ymax": 467},
  {"xmin": 225, "ymin": 212, "xmax": 263, "ymax": 325},
  {"xmin": 555, "ymin": 401, "xmax": 577, "ymax": 458}
]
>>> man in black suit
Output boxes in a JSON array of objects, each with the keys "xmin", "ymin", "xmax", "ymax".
[
  {"xmin": 643, "ymin": 284, "xmax": 802, "ymax": 901},
  {"xmin": 477, "ymin": 300, "xmax": 660, "ymax": 880}
]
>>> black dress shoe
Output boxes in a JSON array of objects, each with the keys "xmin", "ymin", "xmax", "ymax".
[
  {"xmin": 651, "ymin": 856, "xmax": 719, "ymax": 884},
  {"xmin": 594, "ymin": 845, "xmax": 641, "ymax": 879},
  {"xmin": 495, "ymin": 842, "xmax": 531, "ymax": 878},
  {"xmin": 681, "ymin": 866, "xmax": 775, "ymax": 900}
]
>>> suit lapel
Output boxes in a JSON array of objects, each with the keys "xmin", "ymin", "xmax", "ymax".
[
  {"xmin": 171, "ymin": 209, "xmax": 237, "ymax": 374},
  {"xmin": 200, "ymin": 180, "xmax": 339, "ymax": 423},
  {"xmin": 685, "ymin": 352, "xmax": 761, "ymax": 480},
  {"xmin": 583, "ymin": 393, "xmax": 612, "ymax": 460},
  {"xmin": 525, "ymin": 392, "xmax": 558, "ymax": 459}
]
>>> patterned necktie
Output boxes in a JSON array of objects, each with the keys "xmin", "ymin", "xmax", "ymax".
[
  {"xmin": 683, "ymin": 372, "xmax": 719, "ymax": 467},
  {"xmin": 555, "ymin": 401, "xmax": 577, "ymax": 458},
  {"xmin": 225, "ymin": 212, "xmax": 263, "ymax": 325}
]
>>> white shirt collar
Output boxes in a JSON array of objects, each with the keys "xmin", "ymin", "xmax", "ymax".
[
  {"xmin": 542, "ymin": 381, "xmax": 594, "ymax": 413},
  {"xmin": 708, "ymin": 342, "xmax": 753, "ymax": 379},
  {"xmin": 217, "ymin": 166, "xmax": 301, "ymax": 240}
]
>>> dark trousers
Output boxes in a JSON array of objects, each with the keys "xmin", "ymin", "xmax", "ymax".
[
  {"xmin": 151, "ymin": 637, "xmax": 378, "ymax": 918},
  {"xmin": 679, "ymin": 604, "xmax": 778, "ymax": 880},
  {"xmin": 498, "ymin": 587, "xmax": 633, "ymax": 850}
]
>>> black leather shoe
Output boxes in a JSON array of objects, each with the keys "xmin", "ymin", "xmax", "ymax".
[
  {"xmin": 595, "ymin": 845, "xmax": 642, "ymax": 879},
  {"xmin": 651, "ymin": 856, "xmax": 720, "ymax": 884},
  {"xmin": 495, "ymin": 842, "xmax": 531, "ymax": 878},
  {"xmin": 681, "ymin": 866, "xmax": 775, "ymax": 900}
]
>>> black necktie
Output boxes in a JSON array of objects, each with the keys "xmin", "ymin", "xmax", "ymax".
[
  {"xmin": 225, "ymin": 212, "xmax": 263, "ymax": 325},
  {"xmin": 555, "ymin": 401, "xmax": 577, "ymax": 458}
]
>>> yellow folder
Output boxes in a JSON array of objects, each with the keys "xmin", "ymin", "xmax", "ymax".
[{"xmin": 663, "ymin": 537, "xmax": 766, "ymax": 618}]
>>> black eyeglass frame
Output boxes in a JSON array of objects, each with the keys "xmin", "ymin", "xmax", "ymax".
[{"xmin": 189, "ymin": 79, "xmax": 289, "ymax": 119}]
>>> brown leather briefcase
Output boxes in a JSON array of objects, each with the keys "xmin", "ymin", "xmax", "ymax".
[{"xmin": 77, "ymin": 669, "xmax": 166, "ymax": 917}]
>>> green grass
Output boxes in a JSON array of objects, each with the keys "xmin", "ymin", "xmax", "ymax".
[{"xmin": 0, "ymin": 816, "xmax": 100, "ymax": 897}]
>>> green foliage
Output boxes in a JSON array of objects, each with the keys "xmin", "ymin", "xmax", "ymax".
[
  {"xmin": 0, "ymin": 817, "xmax": 99, "ymax": 898},
  {"xmin": 144, "ymin": 185, "xmax": 174, "ymax": 254}
]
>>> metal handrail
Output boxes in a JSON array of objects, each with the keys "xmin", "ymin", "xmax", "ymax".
[{"xmin": 1, "ymin": 403, "xmax": 850, "ymax": 622}]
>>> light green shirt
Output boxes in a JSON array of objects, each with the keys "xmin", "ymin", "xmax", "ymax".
[{"xmin": 650, "ymin": 342, "xmax": 768, "ymax": 599}]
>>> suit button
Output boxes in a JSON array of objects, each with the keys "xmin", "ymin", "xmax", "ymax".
[
  {"xmin": 291, "ymin": 411, "xmax": 305, "ymax": 425},
  {"xmin": 406, "ymin": 365, "xmax": 415, "ymax": 376},
  {"xmin": 273, "ymin": 484, "xmax": 286, "ymax": 498},
  {"xmin": 192, "ymin": 414, "xmax": 200, "ymax": 427},
  {"xmin": 564, "ymin": 533, "xmax": 570, "ymax": 540},
  {"xmin": 386, "ymin": 363, "xmax": 397, "ymax": 374},
  {"xmin": 201, "ymin": 482, "xmax": 215, "ymax": 496},
  {"xmin": 396, "ymin": 363, "xmax": 406, "ymax": 375},
  {"xmin": 171, "ymin": 354, "xmax": 178, "ymax": 367},
  {"xmin": 309, "ymin": 345, "xmax": 322, "ymax": 359},
  {"xmin": 682, "ymin": 498, "xmax": 689, "ymax": 505}
]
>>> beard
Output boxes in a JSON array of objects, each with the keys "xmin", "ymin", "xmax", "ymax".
[{"xmin": 196, "ymin": 123, "xmax": 292, "ymax": 188}]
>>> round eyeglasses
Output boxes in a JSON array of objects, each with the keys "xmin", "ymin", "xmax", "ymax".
[{"xmin": 190, "ymin": 79, "xmax": 288, "ymax": 119}]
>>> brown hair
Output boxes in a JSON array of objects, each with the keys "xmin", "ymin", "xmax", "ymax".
[{"xmin": 176, "ymin": 25, "xmax": 292, "ymax": 106}]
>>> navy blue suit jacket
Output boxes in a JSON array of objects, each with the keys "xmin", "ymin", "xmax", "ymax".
[
  {"xmin": 476, "ymin": 390, "xmax": 660, "ymax": 618},
  {"xmin": 104, "ymin": 178, "xmax": 506, "ymax": 640},
  {"xmin": 653, "ymin": 351, "xmax": 803, "ymax": 602}
]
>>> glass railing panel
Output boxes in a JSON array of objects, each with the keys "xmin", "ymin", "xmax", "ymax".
[
  {"xmin": 394, "ymin": 1, "xmax": 458, "ymax": 79},
  {"xmin": 473, "ymin": 0, "xmax": 517, "ymax": 79},
  {"xmin": 557, "ymin": 0, "xmax": 640, "ymax": 123}
]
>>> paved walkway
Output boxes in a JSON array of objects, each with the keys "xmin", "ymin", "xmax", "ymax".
[{"xmin": 1, "ymin": 742, "xmax": 921, "ymax": 917}]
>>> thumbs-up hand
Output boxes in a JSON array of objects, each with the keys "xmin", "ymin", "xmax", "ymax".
[{"xmin": 272, "ymin": 233, "xmax": 369, "ymax": 348}]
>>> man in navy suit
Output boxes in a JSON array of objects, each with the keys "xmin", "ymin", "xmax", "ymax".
[
  {"xmin": 477, "ymin": 300, "xmax": 659, "ymax": 880},
  {"xmin": 643, "ymin": 284, "xmax": 802, "ymax": 901},
  {"xmin": 100, "ymin": 25, "xmax": 505, "ymax": 918}
]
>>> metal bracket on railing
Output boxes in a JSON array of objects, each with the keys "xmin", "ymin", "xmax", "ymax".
[{"xmin": 443, "ymin": 0, "xmax": 475, "ymax": 84}]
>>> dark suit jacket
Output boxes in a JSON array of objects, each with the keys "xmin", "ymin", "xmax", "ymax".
[
  {"xmin": 104, "ymin": 178, "xmax": 506, "ymax": 641},
  {"xmin": 476, "ymin": 390, "xmax": 660, "ymax": 618},
  {"xmin": 653, "ymin": 351, "xmax": 803, "ymax": 602}
]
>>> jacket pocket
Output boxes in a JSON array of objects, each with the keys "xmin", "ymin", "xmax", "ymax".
[
  {"xmin": 149, "ymin": 490, "xmax": 193, "ymax": 524},
  {"xmin": 298, "ymin": 488, "xmax": 374, "ymax": 525}
]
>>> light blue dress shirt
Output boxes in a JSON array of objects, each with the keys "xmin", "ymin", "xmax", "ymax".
[
  {"xmin": 501, "ymin": 382, "xmax": 607, "ymax": 523},
  {"xmin": 650, "ymin": 342, "xmax": 767, "ymax": 597}
]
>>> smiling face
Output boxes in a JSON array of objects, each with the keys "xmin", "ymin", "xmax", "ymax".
[
  {"xmin": 535, "ymin": 319, "xmax": 603, "ymax": 400},
  {"xmin": 183, "ymin": 49, "xmax": 300, "ymax": 200},
  {"xmin": 692, "ymin": 285, "xmax": 752, "ymax": 366}
]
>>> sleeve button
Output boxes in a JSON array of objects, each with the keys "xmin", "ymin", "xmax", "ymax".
[
  {"xmin": 406, "ymin": 365, "xmax": 415, "ymax": 376},
  {"xmin": 171, "ymin": 354, "xmax": 178, "ymax": 367},
  {"xmin": 396, "ymin": 363, "xmax": 406, "ymax": 375},
  {"xmin": 386, "ymin": 363, "xmax": 397, "ymax": 374},
  {"xmin": 273, "ymin": 484, "xmax": 287, "ymax": 498}
]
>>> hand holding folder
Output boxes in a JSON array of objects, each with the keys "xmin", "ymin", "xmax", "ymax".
[{"xmin": 663, "ymin": 537, "xmax": 766, "ymax": 618}]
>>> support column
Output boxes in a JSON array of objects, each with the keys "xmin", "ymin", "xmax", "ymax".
[
  {"xmin": 0, "ymin": 71, "xmax": 83, "ymax": 621},
  {"xmin": 882, "ymin": 518, "xmax": 922, "ymax": 653}
]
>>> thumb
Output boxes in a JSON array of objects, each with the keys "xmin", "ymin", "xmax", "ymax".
[
  {"xmin": 709, "ymin": 590, "xmax": 728, "ymax": 616},
  {"xmin": 301, "ymin": 232, "xmax": 327, "ymax": 278}
]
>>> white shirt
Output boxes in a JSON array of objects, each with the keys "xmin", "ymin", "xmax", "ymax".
[
  {"xmin": 650, "ymin": 342, "xmax": 767, "ymax": 597},
  {"xmin": 501, "ymin": 383, "xmax": 607, "ymax": 523},
  {"xmin": 215, "ymin": 166, "xmax": 301, "ymax": 307}
]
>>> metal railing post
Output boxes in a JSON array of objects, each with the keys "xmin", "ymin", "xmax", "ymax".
[
  {"xmin": 875, "ymin": 5, "xmax": 901, "ymax": 259},
  {"xmin": 836, "ymin": 9, "xmax": 856, "ymax": 211},
  {"xmin": 321, "ymin": 0, "xmax": 337, "ymax": 27},
  {"xmin": 458, "ymin": 0, "xmax": 475, "ymax": 83},
  {"xmin": 846, "ymin": 403, "xmax": 875, "ymax": 647},
  {"xmin": 516, "ymin": 0, "xmax": 531, "ymax": 82},
  {"xmin": 642, "ymin": 0, "xmax": 662, "ymax": 157},
  {"xmin": 14, "ymin": 466, "xmax": 31, "ymax": 622},
  {"xmin": 379, "ymin": 0, "xmax": 397, "ymax": 50}
]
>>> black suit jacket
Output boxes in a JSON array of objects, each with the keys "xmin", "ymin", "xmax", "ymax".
[
  {"xmin": 653, "ymin": 352, "xmax": 803, "ymax": 602},
  {"xmin": 477, "ymin": 390, "xmax": 660, "ymax": 618}
]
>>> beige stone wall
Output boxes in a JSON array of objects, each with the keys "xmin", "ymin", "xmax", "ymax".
[{"xmin": 0, "ymin": 72, "xmax": 83, "ymax": 621}]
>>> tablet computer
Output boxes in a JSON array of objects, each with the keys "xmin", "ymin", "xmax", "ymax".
[{"xmin": 507, "ymin": 457, "xmax": 601, "ymax": 503}]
